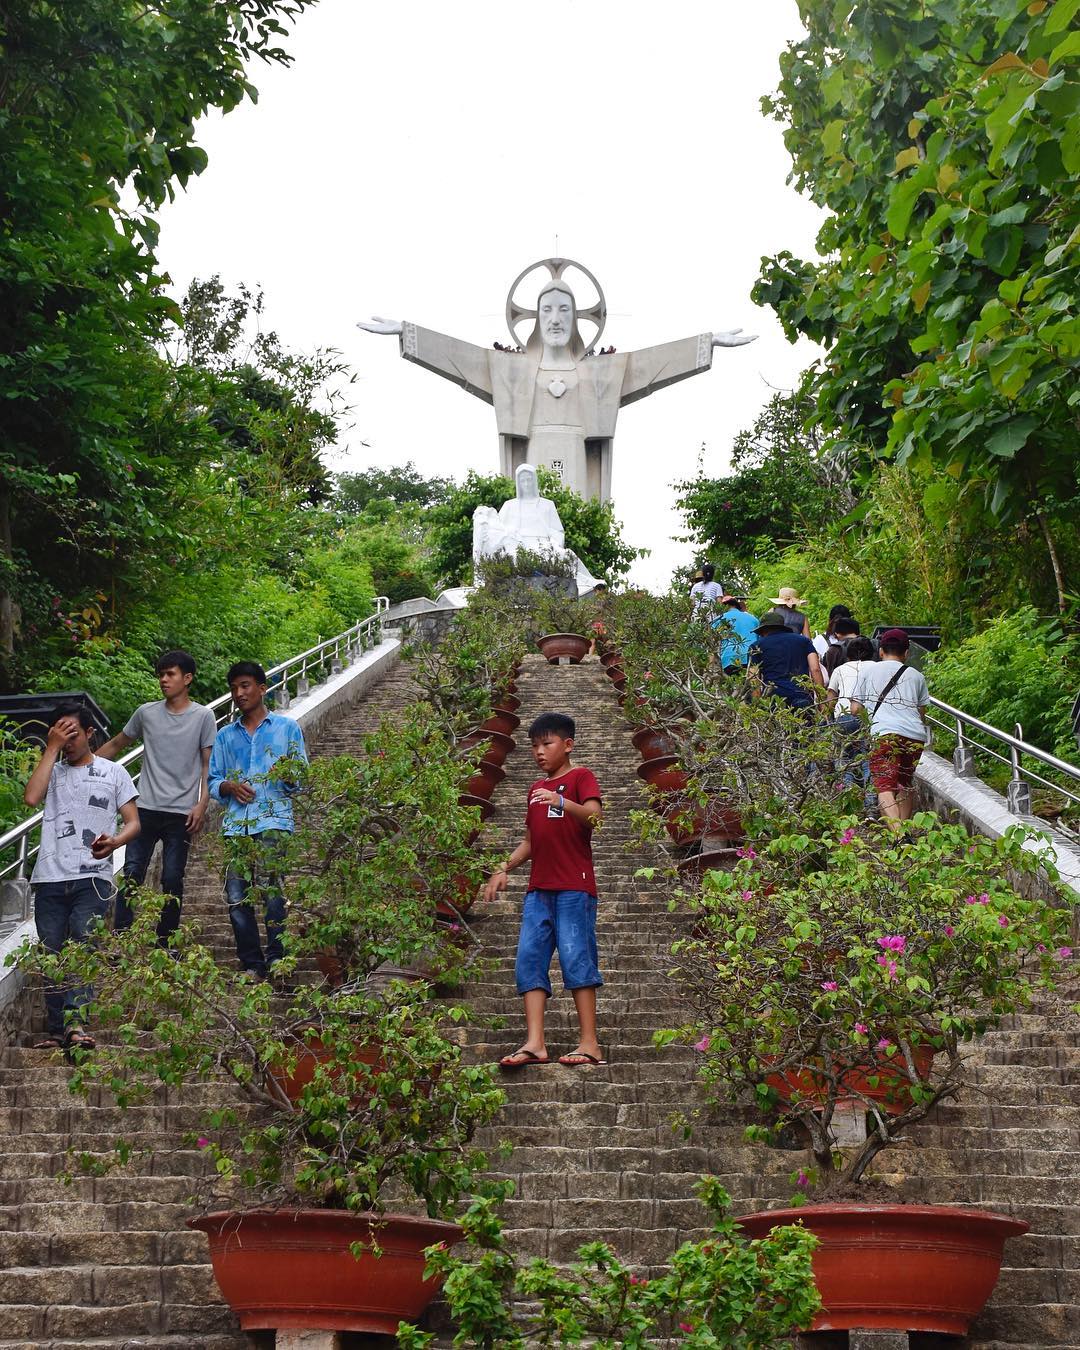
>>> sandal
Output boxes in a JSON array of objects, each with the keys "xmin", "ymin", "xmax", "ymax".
[
  {"xmin": 558, "ymin": 1051, "xmax": 608, "ymax": 1068},
  {"xmin": 64, "ymin": 1029, "xmax": 96, "ymax": 1052},
  {"xmin": 498, "ymin": 1048, "xmax": 552, "ymax": 1072},
  {"xmin": 32, "ymin": 1036, "xmax": 64, "ymax": 1050}
]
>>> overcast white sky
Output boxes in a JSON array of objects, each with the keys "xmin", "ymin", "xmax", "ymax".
[{"xmin": 157, "ymin": 0, "xmax": 824, "ymax": 590}]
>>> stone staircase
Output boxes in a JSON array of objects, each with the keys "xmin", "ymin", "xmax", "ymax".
[{"xmin": 0, "ymin": 651, "xmax": 1076, "ymax": 1346}]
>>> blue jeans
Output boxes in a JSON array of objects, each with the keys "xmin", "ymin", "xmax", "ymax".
[
  {"xmin": 223, "ymin": 831, "xmax": 289, "ymax": 975},
  {"xmin": 515, "ymin": 890, "xmax": 602, "ymax": 997},
  {"xmin": 33, "ymin": 877, "xmax": 114, "ymax": 1035},
  {"xmin": 835, "ymin": 713, "xmax": 871, "ymax": 792},
  {"xmin": 117, "ymin": 808, "xmax": 191, "ymax": 943}
]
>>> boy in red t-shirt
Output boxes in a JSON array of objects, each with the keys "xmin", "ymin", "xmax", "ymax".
[{"xmin": 483, "ymin": 712, "xmax": 605, "ymax": 1070}]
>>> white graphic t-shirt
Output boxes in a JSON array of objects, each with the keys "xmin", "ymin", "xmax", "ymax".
[{"xmin": 31, "ymin": 757, "xmax": 138, "ymax": 883}]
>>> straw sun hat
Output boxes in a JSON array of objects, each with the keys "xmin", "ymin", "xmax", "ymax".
[{"xmin": 769, "ymin": 586, "xmax": 808, "ymax": 608}]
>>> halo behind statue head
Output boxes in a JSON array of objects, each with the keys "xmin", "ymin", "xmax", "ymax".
[{"xmin": 506, "ymin": 257, "xmax": 606, "ymax": 356}]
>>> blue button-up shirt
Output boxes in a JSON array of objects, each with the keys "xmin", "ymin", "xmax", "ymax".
[
  {"xmin": 713, "ymin": 606, "xmax": 759, "ymax": 670},
  {"xmin": 208, "ymin": 712, "xmax": 308, "ymax": 836}
]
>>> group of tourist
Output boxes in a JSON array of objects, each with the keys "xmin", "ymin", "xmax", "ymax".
[
  {"xmin": 689, "ymin": 571, "xmax": 930, "ymax": 828},
  {"xmin": 23, "ymin": 651, "xmax": 305, "ymax": 1051}
]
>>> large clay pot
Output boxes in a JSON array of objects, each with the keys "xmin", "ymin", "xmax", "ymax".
[
  {"xmin": 632, "ymin": 726, "xmax": 678, "ymax": 760},
  {"xmin": 766, "ymin": 1045, "xmax": 936, "ymax": 1116},
  {"xmin": 267, "ymin": 1037, "xmax": 381, "ymax": 1105},
  {"xmin": 636, "ymin": 754, "xmax": 689, "ymax": 794},
  {"xmin": 480, "ymin": 709, "xmax": 520, "ymax": 737},
  {"xmin": 465, "ymin": 760, "xmax": 505, "ymax": 801},
  {"xmin": 458, "ymin": 792, "xmax": 495, "ymax": 825},
  {"xmin": 663, "ymin": 798, "xmax": 744, "ymax": 847},
  {"xmin": 493, "ymin": 693, "xmax": 521, "ymax": 714},
  {"xmin": 735, "ymin": 1204, "xmax": 1027, "ymax": 1335},
  {"xmin": 436, "ymin": 872, "xmax": 478, "ymax": 919},
  {"xmin": 458, "ymin": 729, "xmax": 515, "ymax": 767},
  {"xmin": 676, "ymin": 847, "xmax": 740, "ymax": 884},
  {"xmin": 599, "ymin": 649, "xmax": 622, "ymax": 669},
  {"xmin": 190, "ymin": 1209, "xmax": 462, "ymax": 1333},
  {"xmin": 604, "ymin": 663, "xmax": 626, "ymax": 683},
  {"xmin": 537, "ymin": 633, "xmax": 590, "ymax": 664}
]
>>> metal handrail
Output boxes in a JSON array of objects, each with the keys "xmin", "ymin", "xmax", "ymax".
[
  {"xmin": 0, "ymin": 599, "xmax": 390, "ymax": 890},
  {"xmin": 925, "ymin": 694, "xmax": 1080, "ymax": 813}
]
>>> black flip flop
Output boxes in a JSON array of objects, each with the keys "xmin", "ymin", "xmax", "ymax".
[{"xmin": 498, "ymin": 1049, "xmax": 552, "ymax": 1072}]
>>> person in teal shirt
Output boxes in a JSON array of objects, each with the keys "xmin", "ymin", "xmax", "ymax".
[{"xmin": 712, "ymin": 595, "xmax": 759, "ymax": 674}]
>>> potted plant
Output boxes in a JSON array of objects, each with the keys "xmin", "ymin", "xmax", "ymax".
[
  {"xmin": 20, "ymin": 712, "xmax": 506, "ymax": 1336},
  {"xmin": 533, "ymin": 591, "xmax": 591, "ymax": 663},
  {"xmin": 654, "ymin": 813, "xmax": 1069, "ymax": 1336},
  {"xmin": 397, "ymin": 1178, "xmax": 821, "ymax": 1349}
]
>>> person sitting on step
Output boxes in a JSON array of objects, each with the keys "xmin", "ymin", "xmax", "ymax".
[{"xmin": 483, "ymin": 711, "xmax": 606, "ymax": 1071}]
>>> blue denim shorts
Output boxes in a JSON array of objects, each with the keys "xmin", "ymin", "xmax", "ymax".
[{"xmin": 515, "ymin": 889, "xmax": 602, "ymax": 996}]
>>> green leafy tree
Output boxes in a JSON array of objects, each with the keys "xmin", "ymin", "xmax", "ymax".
[
  {"xmin": 334, "ymin": 462, "xmax": 452, "ymax": 515},
  {"xmin": 0, "ymin": 0, "xmax": 315, "ymax": 666},
  {"xmin": 426, "ymin": 469, "xmax": 641, "ymax": 588},
  {"xmin": 675, "ymin": 392, "xmax": 844, "ymax": 591},
  {"xmin": 754, "ymin": 0, "xmax": 1080, "ymax": 611}
]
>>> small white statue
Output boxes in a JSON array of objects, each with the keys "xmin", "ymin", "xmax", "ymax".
[{"xmin": 473, "ymin": 465, "xmax": 600, "ymax": 596}]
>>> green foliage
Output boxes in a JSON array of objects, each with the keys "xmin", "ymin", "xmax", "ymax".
[
  {"xmin": 925, "ymin": 606, "xmax": 1079, "ymax": 757},
  {"xmin": 401, "ymin": 1177, "xmax": 820, "ymax": 1348},
  {"xmin": 426, "ymin": 469, "xmax": 640, "ymax": 589},
  {"xmin": 334, "ymin": 462, "xmax": 452, "ymax": 515},
  {"xmin": 16, "ymin": 710, "xmax": 505, "ymax": 1218},
  {"xmin": 675, "ymin": 393, "xmax": 843, "ymax": 592},
  {"xmin": 0, "ymin": 718, "xmax": 37, "ymax": 831},
  {"xmin": 754, "ymin": 0, "xmax": 1080, "ymax": 608},
  {"xmin": 664, "ymin": 811, "xmax": 1068, "ymax": 1190}
]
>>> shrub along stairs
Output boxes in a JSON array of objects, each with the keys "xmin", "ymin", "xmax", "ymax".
[{"xmin": 0, "ymin": 652, "xmax": 1075, "ymax": 1345}]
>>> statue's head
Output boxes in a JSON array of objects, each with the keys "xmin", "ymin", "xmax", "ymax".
[
  {"xmin": 515, "ymin": 464, "xmax": 540, "ymax": 500},
  {"xmin": 527, "ymin": 282, "xmax": 585, "ymax": 359}
]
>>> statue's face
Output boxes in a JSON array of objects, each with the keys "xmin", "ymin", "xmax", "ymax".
[
  {"xmin": 516, "ymin": 466, "xmax": 539, "ymax": 500},
  {"xmin": 538, "ymin": 289, "xmax": 573, "ymax": 348}
]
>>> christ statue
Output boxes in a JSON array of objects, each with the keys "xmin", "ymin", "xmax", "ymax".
[{"xmin": 357, "ymin": 257, "xmax": 755, "ymax": 503}]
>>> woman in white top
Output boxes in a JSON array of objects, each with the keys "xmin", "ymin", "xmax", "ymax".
[
  {"xmin": 689, "ymin": 563, "xmax": 724, "ymax": 618},
  {"xmin": 826, "ymin": 637, "xmax": 876, "ymax": 796}
]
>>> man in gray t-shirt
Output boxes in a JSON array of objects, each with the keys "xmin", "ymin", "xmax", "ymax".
[{"xmin": 97, "ymin": 649, "xmax": 217, "ymax": 944}]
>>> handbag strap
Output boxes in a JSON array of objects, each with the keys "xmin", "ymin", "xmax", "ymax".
[{"xmin": 870, "ymin": 664, "xmax": 909, "ymax": 719}]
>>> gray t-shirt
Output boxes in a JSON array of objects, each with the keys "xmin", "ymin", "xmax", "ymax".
[
  {"xmin": 123, "ymin": 701, "xmax": 217, "ymax": 813},
  {"xmin": 31, "ymin": 757, "xmax": 138, "ymax": 883}
]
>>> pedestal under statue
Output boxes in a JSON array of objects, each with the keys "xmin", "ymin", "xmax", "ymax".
[
  {"xmin": 358, "ymin": 257, "xmax": 755, "ymax": 503},
  {"xmin": 473, "ymin": 465, "xmax": 600, "ymax": 597}
]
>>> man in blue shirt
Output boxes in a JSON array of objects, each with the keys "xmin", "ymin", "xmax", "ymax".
[
  {"xmin": 748, "ymin": 609, "xmax": 825, "ymax": 709},
  {"xmin": 208, "ymin": 661, "xmax": 308, "ymax": 978},
  {"xmin": 711, "ymin": 594, "xmax": 760, "ymax": 675}
]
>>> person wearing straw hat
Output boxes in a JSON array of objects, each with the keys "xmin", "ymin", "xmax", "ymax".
[{"xmin": 768, "ymin": 587, "xmax": 811, "ymax": 639}]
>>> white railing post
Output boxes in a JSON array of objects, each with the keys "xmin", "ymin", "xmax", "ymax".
[
  {"xmin": 952, "ymin": 719, "xmax": 975, "ymax": 776},
  {"xmin": 1006, "ymin": 722, "xmax": 1032, "ymax": 814}
]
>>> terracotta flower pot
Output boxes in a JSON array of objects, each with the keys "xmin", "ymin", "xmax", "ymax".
[
  {"xmin": 315, "ymin": 949, "xmax": 344, "ymax": 988},
  {"xmin": 493, "ymin": 693, "xmax": 521, "ymax": 714},
  {"xmin": 632, "ymin": 726, "xmax": 678, "ymax": 760},
  {"xmin": 190, "ymin": 1209, "xmax": 462, "ymax": 1333},
  {"xmin": 599, "ymin": 648, "xmax": 622, "ymax": 668},
  {"xmin": 480, "ymin": 709, "xmax": 520, "ymax": 737},
  {"xmin": 537, "ymin": 633, "xmax": 590, "ymax": 663},
  {"xmin": 765, "ymin": 1045, "xmax": 936, "ymax": 1116},
  {"xmin": 662, "ymin": 797, "xmax": 744, "ymax": 848},
  {"xmin": 458, "ymin": 729, "xmax": 515, "ymax": 766},
  {"xmin": 465, "ymin": 760, "xmax": 505, "ymax": 800},
  {"xmin": 458, "ymin": 792, "xmax": 495, "ymax": 824},
  {"xmin": 736, "ymin": 1203, "xmax": 1027, "ymax": 1335},
  {"xmin": 604, "ymin": 663, "xmax": 626, "ymax": 683},
  {"xmin": 636, "ymin": 754, "xmax": 689, "ymax": 794},
  {"xmin": 436, "ymin": 872, "xmax": 478, "ymax": 919},
  {"xmin": 267, "ymin": 1036, "xmax": 382, "ymax": 1105},
  {"xmin": 676, "ymin": 847, "xmax": 740, "ymax": 884}
]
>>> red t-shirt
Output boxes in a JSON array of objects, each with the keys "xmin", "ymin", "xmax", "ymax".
[{"xmin": 525, "ymin": 764, "xmax": 602, "ymax": 896}]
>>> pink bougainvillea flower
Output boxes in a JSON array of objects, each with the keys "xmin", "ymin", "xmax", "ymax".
[
  {"xmin": 643, "ymin": 670, "xmax": 652, "ymax": 680},
  {"xmin": 839, "ymin": 827, "xmax": 856, "ymax": 845},
  {"xmin": 944, "ymin": 925, "xmax": 955, "ymax": 937},
  {"xmin": 876, "ymin": 955, "xmax": 897, "ymax": 979},
  {"xmin": 629, "ymin": 1274, "xmax": 648, "ymax": 1286},
  {"xmin": 736, "ymin": 845, "xmax": 757, "ymax": 859},
  {"xmin": 997, "ymin": 915, "xmax": 1008, "ymax": 927},
  {"xmin": 1057, "ymin": 947, "xmax": 1072, "ymax": 961},
  {"xmin": 854, "ymin": 1022, "xmax": 868, "ymax": 1035},
  {"xmin": 876, "ymin": 935, "xmax": 906, "ymax": 953},
  {"xmin": 1037, "ymin": 943, "xmax": 1047, "ymax": 953},
  {"xmin": 979, "ymin": 892, "xmax": 989, "ymax": 905},
  {"xmin": 876, "ymin": 1038, "xmax": 892, "ymax": 1051},
  {"xmin": 741, "ymin": 889, "xmax": 753, "ymax": 901},
  {"xmin": 821, "ymin": 980, "xmax": 838, "ymax": 991},
  {"xmin": 679, "ymin": 1322, "xmax": 694, "ymax": 1333},
  {"xmin": 196, "ymin": 1137, "xmax": 210, "ymax": 1149},
  {"xmin": 694, "ymin": 1036, "xmax": 710, "ymax": 1053},
  {"xmin": 964, "ymin": 895, "xmax": 978, "ymax": 905},
  {"xmin": 796, "ymin": 1170, "xmax": 809, "ymax": 1188}
]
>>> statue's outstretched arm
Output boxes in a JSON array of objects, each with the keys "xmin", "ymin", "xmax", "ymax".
[
  {"xmin": 356, "ymin": 317, "xmax": 493, "ymax": 404},
  {"xmin": 620, "ymin": 330, "xmax": 757, "ymax": 406},
  {"xmin": 712, "ymin": 329, "xmax": 758, "ymax": 348},
  {"xmin": 357, "ymin": 317, "xmax": 404, "ymax": 335}
]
